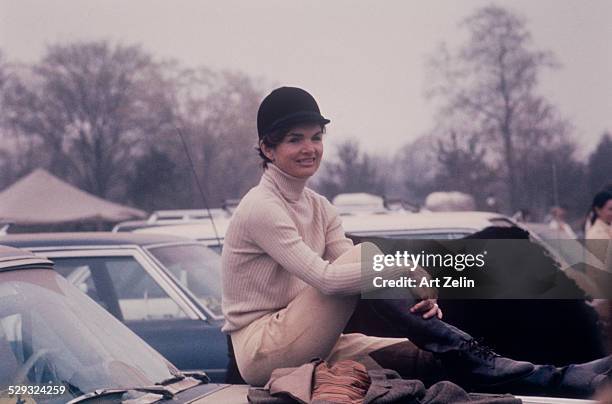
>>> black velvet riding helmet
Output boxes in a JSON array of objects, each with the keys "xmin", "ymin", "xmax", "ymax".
[{"xmin": 257, "ymin": 87, "xmax": 330, "ymax": 139}]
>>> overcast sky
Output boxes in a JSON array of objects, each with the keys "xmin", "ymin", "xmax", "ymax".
[{"xmin": 1, "ymin": 0, "xmax": 610, "ymax": 158}]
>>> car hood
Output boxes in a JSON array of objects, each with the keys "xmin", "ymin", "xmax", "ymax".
[
  {"xmin": 186, "ymin": 384, "xmax": 250, "ymax": 404},
  {"xmin": 158, "ymin": 385, "xmax": 598, "ymax": 404}
]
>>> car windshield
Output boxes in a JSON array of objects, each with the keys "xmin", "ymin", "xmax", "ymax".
[
  {"xmin": 147, "ymin": 244, "xmax": 223, "ymax": 317},
  {"xmin": 0, "ymin": 268, "xmax": 177, "ymax": 403}
]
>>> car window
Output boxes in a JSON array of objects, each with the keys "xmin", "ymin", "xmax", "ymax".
[
  {"xmin": 52, "ymin": 256, "xmax": 189, "ymax": 322},
  {"xmin": 147, "ymin": 244, "xmax": 223, "ymax": 317}
]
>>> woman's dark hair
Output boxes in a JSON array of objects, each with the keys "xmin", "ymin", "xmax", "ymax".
[
  {"xmin": 256, "ymin": 123, "xmax": 326, "ymax": 169},
  {"xmin": 590, "ymin": 190, "xmax": 612, "ymax": 224}
]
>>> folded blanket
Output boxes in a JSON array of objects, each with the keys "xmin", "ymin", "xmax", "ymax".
[
  {"xmin": 312, "ymin": 360, "xmax": 371, "ymax": 403},
  {"xmin": 248, "ymin": 359, "xmax": 521, "ymax": 404}
]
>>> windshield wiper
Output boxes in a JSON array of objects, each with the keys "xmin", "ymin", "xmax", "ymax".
[
  {"xmin": 68, "ymin": 371, "xmax": 210, "ymax": 404},
  {"xmin": 67, "ymin": 385, "xmax": 175, "ymax": 403},
  {"xmin": 157, "ymin": 370, "xmax": 210, "ymax": 385}
]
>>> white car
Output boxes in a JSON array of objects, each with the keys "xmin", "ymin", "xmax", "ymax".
[
  {"xmin": 132, "ymin": 218, "xmax": 230, "ymax": 252},
  {"xmin": 339, "ymin": 210, "xmax": 515, "ymax": 239},
  {"xmin": 131, "ymin": 210, "xmax": 516, "ymax": 247}
]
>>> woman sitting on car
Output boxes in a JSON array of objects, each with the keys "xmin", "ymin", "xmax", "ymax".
[{"xmin": 221, "ymin": 86, "xmax": 611, "ymax": 396}]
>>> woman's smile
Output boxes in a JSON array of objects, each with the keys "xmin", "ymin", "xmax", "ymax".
[
  {"xmin": 262, "ymin": 122, "xmax": 324, "ymax": 178},
  {"xmin": 296, "ymin": 157, "xmax": 316, "ymax": 166}
]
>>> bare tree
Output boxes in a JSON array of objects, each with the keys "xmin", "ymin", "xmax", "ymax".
[
  {"xmin": 0, "ymin": 51, "xmax": 41, "ymax": 188},
  {"xmin": 433, "ymin": 131, "xmax": 496, "ymax": 206},
  {"xmin": 2, "ymin": 42, "xmax": 268, "ymax": 209},
  {"xmin": 169, "ymin": 69, "xmax": 264, "ymax": 207},
  {"xmin": 0, "ymin": 51, "xmax": 6, "ymax": 94},
  {"xmin": 127, "ymin": 146, "xmax": 189, "ymax": 211},
  {"xmin": 427, "ymin": 5, "xmax": 573, "ymax": 212},
  {"xmin": 398, "ymin": 135, "xmax": 439, "ymax": 203},
  {"xmin": 2, "ymin": 41, "xmax": 174, "ymax": 198},
  {"xmin": 315, "ymin": 140, "xmax": 385, "ymax": 199},
  {"xmin": 588, "ymin": 132, "xmax": 612, "ymax": 195},
  {"xmin": 0, "ymin": 51, "xmax": 11, "ymax": 188},
  {"xmin": 519, "ymin": 140, "xmax": 588, "ymax": 219}
]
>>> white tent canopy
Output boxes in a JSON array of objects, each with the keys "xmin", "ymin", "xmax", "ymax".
[{"xmin": 0, "ymin": 169, "xmax": 146, "ymax": 225}]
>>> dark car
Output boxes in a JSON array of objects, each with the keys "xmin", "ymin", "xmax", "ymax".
[
  {"xmin": 0, "ymin": 244, "xmax": 249, "ymax": 403},
  {"xmin": 1, "ymin": 233, "xmax": 229, "ymax": 382}
]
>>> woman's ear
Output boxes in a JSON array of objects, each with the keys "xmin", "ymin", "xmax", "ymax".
[{"xmin": 260, "ymin": 140, "xmax": 275, "ymax": 162}]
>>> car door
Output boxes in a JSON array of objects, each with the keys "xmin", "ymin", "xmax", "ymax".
[{"xmin": 34, "ymin": 248, "xmax": 228, "ymax": 382}]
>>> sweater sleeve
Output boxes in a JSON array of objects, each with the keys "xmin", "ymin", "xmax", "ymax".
[
  {"xmin": 322, "ymin": 199, "xmax": 354, "ymax": 262},
  {"xmin": 245, "ymin": 200, "xmax": 363, "ymax": 295}
]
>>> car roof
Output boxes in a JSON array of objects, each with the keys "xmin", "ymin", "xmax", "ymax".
[
  {"xmin": 0, "ymin": 232, "xmax": 196, "ymax": 249},
  {"xmin": 0, "ymin": 244, "xmax": 53, "ymax": 270},
  {"xmin": 131, "ymin": 211, "xmax": 514, "ymax": 240},
  {"xmin": 133, "ymin": 219, "xmax": 231, "ymax": 241},
  {"xmin": 340, "ymin": 211, "xmax": 514, "ymax": 234},
  {"xmin": 113, "ymin": 209, "xmax": 232, "ymax": 232}
]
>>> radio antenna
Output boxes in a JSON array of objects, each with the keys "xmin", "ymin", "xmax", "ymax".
[{"xmin": 176, "ymin": 127, "xmax": 222, "ymax": 247}]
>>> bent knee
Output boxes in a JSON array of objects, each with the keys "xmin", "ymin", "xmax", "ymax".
[{"xmin": 239, "ymin": 364, "xmax": 272, "ymax": 387}]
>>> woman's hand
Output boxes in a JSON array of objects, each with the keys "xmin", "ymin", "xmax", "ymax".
[{"xmin": 410, "ymin": 298, "xmax": 443, "ymax": 319}]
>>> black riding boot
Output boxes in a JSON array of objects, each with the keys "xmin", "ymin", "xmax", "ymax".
[
  {"xmin": 369, "ymin": 299, "xmax": 534, "ymax": 386},
  {"xmin": 489, "ymin": 355, "xmax": 612, "ymax": 398}
]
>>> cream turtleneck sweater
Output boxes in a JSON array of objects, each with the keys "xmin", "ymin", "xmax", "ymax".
[{"xmin": 221, "ymin": 164, "xmax": 359, "ymax": 333}]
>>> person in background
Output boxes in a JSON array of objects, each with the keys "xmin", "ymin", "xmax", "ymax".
[
  {"xmin": 585, "ymin": 185, "xmax": 612, "ymax": 236},
  {"xmin": 584, "ymin": 190, "xmax": 612, "ymax": 334},
  {"xmin": 586, "ymin": 191, "xmax": 612, "ymax": 241}
]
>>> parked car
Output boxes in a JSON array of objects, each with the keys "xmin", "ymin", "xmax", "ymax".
[
  {"xmin": 0, "ymin": 244, "xmax": 249, "ymax": 403},
  {"xmin": 1, "ymin": 233, "xmax": 229, "ymax": 382},
  {"xmin": 129, "ymin": 219, "xmax": 230, "ymax": 252},
  {"xmin": 340, "ymin": 210, "xmax": 516, "ymax": 239},
  {"xmin": 113, "ymin": 208, "xmax": 232, "ymax": 236},
  {"xmin": 130, "ymin": 210, "xmax": 516, "ymax": 250}
]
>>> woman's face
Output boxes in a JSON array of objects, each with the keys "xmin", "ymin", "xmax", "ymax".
[
  {"xmin": 595, "ymin": 199, "xmax": 612, "ymax": 224},
  {"xmin": 262, "ymin": 123, "xmax": 324, "ymax": 178}
]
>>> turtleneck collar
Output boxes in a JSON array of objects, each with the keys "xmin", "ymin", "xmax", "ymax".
[{"xmin": 262, "ymin": 164, "xmax": 308, "ymax": 202}]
